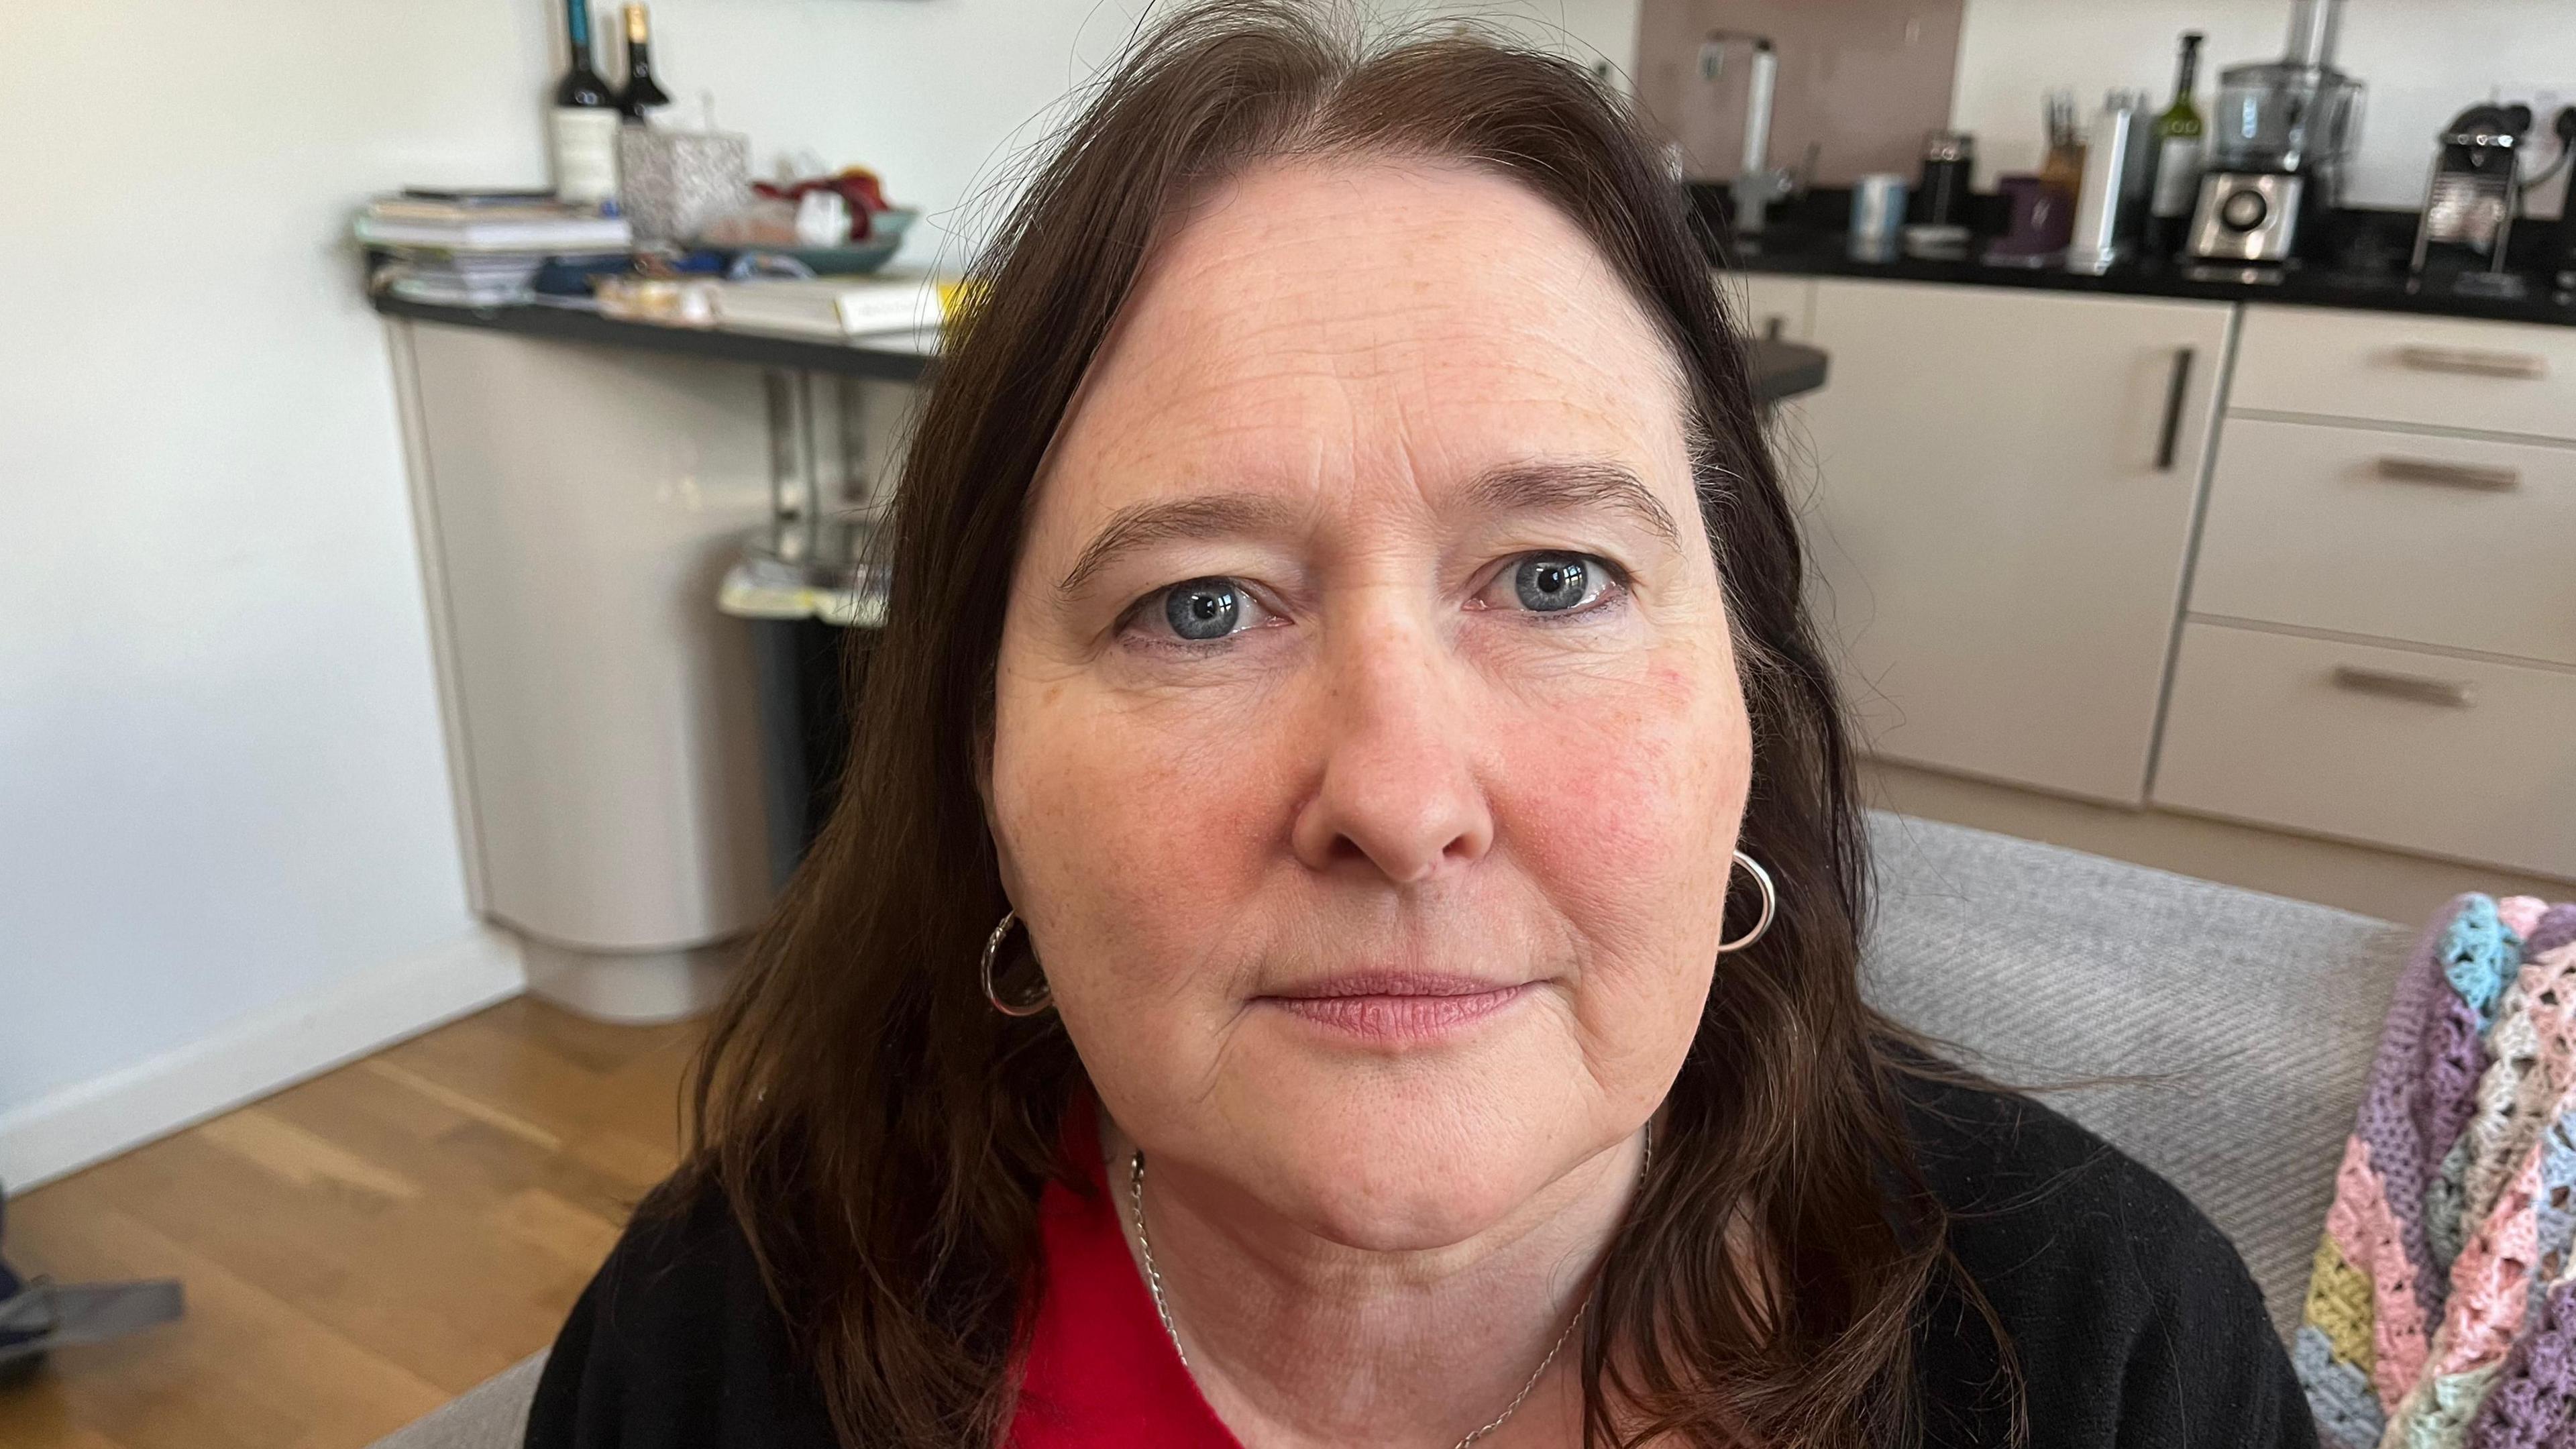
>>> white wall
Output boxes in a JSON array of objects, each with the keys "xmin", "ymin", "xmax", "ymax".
[
  {"xmin": 644, "ymin": 0, "xmax": 1639, "ymax": 275},
  {"xmin": 0, "ymin": 0, "xmax": 1640, "ymax": 1191},
  {"xmin": 1380, "ymin": 0, "xmax": 1640, "ymax": 91},
  {"xmin": 0, "ymin": 0, "xmax": 546, "ymax": 1189},
  {"xmin": 1952, "ymin": 0, "xmax": 2576, "ymax": 214}
]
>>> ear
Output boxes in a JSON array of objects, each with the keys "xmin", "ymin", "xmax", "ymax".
[
  {"xmin": 973, "ymin": 704, "xmax": 1018, "ymax": 902},
  {"xmin": 973, "ymin": 715, "xmax": 998, "ymax": 835}
]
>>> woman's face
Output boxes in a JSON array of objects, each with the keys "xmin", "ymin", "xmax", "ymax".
[{"xmin": 986, "ymin": 156, "xmax": 1752, "ymax": 1250}]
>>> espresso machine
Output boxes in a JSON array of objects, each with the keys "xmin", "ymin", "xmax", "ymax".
[
  {"xmin": 2185, "ymin": 0, "xmax": 2364, "ymax": 275},
  {"xmin": 2409, "ymin": 103, "xmax": 2534, "ymax": 295},
  {"xmin": 2555, "ymin": 107, "xmax": 2576, "ymax": 294}
]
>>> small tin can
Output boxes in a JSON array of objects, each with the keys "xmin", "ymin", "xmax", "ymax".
[{"xmin": 1849, "ymin": 173, "xmax": 1909, "ymax": 261}]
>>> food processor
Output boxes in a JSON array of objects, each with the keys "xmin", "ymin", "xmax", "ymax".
[{"xmin": 2185, "ymin": 0, "xmax": 2365, "ymax": 272}]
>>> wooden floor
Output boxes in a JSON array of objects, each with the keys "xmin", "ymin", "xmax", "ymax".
[
  {"xmin": 1863, "ymin": 758, "xmax": 2573, "ymax": 928},
  {"xmin": 0, "ymin": 997, "xmax": 699, "ymax": 1449}
]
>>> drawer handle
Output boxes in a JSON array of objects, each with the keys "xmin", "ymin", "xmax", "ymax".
[
  {"xmin": 2331, "ymin": 665, "xmax": 2475, "ymax": 709},
  {"xmin": 2396, "ymin": 345, "xmax": 2549, "ymax": 380},
  {"xmin": 2373, "ymin": 455, "xmax": 2523, "ymax": 492},
  {"xmin": 2155, "ymin": 347, "xmax": 2194, "ymax": 472}
]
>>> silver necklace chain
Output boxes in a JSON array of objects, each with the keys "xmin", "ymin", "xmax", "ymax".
[{"xmin": 1125, "ymin": 1123, "xmax": 1652, "ymax": 1449}]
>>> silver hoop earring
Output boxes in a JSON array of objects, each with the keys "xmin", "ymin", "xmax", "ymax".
[
  {"xmin": 1717, "ymin": 850, "xmax": 1776, "ymax": 954},
  {"xmin": 980, "ymin": 910, "xmax": 1053, "ymax": 1018}
]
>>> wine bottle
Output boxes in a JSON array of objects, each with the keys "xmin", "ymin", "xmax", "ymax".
[
  {"xmin": 549, "ymin": 0, "xmax": 620, "ymax": 205},
  {"xmin": 617, "ymin": 5, "xmax": 671, "ymax": 123},
  {"xmin": 2143, "ymin": 32, "xmax": 2206, "ymax": 258}
]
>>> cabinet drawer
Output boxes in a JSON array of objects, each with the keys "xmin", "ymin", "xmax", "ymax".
[
  {"xmin": 2193, "ymin": 417, "xmax": 2576, "ymax": 666},
  {"xmin": 2155, "ymin": 623, "xmax": 2576, "ymax": 879},
  {"xmin": 2231, "ymin": 307, "xmax": 2576, "ymax": 441}
]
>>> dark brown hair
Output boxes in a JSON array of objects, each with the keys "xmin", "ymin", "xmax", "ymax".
[{"xmin": 679, "ymin": 4, "xmax": 2001, "ymax": 1445}]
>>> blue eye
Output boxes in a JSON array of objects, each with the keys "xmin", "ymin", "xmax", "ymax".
[
  {"xmin": 1513, "ymin": 553, "xmax": 1603, "ymax": 612},
  {"xmin": 1162, "ymin": 578, "xmax": 1241, "ymax": 640}
]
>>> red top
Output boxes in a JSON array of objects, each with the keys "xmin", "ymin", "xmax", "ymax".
[{"xmin": 1009, "ymin": 1092, "xmax": 1243, "ymax": 1447}]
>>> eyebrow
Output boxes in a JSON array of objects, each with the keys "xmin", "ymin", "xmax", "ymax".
[
  {"xmin": 1460, "ymin": 458, "xmax": 1681, "ymax": 547},
  {"xmin": 1049, "ymin": 455, "xmax": 1682, "ymax": 602},
  {"xmin": 1055, "ymin": 492, "xmax": 1305, "ymax": 600}
]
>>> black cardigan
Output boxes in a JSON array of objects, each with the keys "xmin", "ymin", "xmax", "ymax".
[{"xmin": 527, "ymin": 1071, "xmax": 2319, "ymax": 1448}]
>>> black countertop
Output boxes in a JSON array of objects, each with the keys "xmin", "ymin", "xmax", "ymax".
[
  {"xmin": 373, "ymin": 292, "xmax": 1833, "ymax": 404},
  {"xmin": 1727, "ymin": 235, "xmax": 2576, "ymax": 327},
  {"xmin": 1695, "ymin": 188, "xmax": 2576, "ymax": 328},
  {"xmin": 376, "ymin": 293, "xmax": 938, "ymax": 382}
]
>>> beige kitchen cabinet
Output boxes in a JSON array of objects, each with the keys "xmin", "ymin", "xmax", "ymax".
[
  {"xmin": 2158, "ymin": 301, "xmax": 2576, "ymax": 878},
  {"xmin": 1788, "ymin": 278, "xmax": 2235, "ymax": 804},
  {"xmin": 2229, "ymin": 306, "xmax": 2576, "ymax": 442},
  {"xmin": 1722, "ymin": 271, "xmax": 1815, "ymax": 342},
  {"xmin": 2192, "ymin": 416, "xmax": 2576, "ymax": 667},
  {"xmin": 392, "ymin": 322, "xmax": 778, "ymax": 1020},
  {"xmin": 2156, "ymin": 623, "xmax": 2576, "ymax": 879}
]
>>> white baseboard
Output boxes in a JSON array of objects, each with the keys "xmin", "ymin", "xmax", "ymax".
[{"xmin": 0, "ymin": 924, "xmax": 527, "ymax": 1194}]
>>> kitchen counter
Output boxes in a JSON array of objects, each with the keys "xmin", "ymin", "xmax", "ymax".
[
  {"xmin": 1717, "ymin": 229, "xmax": 2576, "ymax": 329},
  {"xmin": 374, "ymin": 293, "xmax": 938, "ymax": 383},
  {"xmin": 370, "ymin": 292, "xmax": 1833, "ymax": 403}
]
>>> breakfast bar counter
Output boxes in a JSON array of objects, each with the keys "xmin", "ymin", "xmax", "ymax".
[{"xmin": 370, "ymin": 292, "xmax": 1833, "ymax": 402}]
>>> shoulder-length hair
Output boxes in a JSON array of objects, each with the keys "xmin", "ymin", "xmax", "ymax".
[{"xmin": 678, "ymin": 3, "xmax": 1998, "ymax": 1444}]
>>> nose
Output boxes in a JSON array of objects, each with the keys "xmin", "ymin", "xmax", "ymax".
[{"xmin": 1288, "ymin": 608, "xmax": 1495, "ymax": 883}]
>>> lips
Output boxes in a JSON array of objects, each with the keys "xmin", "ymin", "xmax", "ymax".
[{"xmin": 1256, "ymin": 973, "xmax": 1532, "ymax": 1042}]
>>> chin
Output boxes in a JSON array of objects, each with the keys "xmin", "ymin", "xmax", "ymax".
[
  {"xmin": 1221, "ymin": 1061, "xmax": 1581, "ymax": 1251},
  {"xmin": 1273, "ymin": 1159, "xmax": 1531, "ymax": 1252}
]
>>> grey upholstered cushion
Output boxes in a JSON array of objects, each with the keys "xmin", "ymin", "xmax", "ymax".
[
  {"xmin": 367, "ymin": 1352, "xmax": 543, "ymax": 1449},
  {"xmin": 1860, "ymin": 810, "xmax": 2417, "ymax": 1340}
]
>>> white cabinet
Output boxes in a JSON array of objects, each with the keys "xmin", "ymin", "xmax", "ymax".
[
  {"xmin": 1723, "ymin": 272, "xmax": 1815, "ymax": 342},
  {"xmin": 1788, "ymin": 278, "xmax": 2234, "ymax": 804},
  {"xmin": 2191, "ymin": 417, "xmax": 2576, "ymax": 667},
  {"xmin": 2157, "ymin": 303, "xmax": 2576, "ymax": 877},
  {"xmin": 2229, "ymin": 307, "xmax": 2576, "ymax": 441},
  {"xmin": 394, "ymin": 322, "xmax": 778, "ymax": 1019},
  {"xmin": 2156, "ymin": 623, "xmax": 2576, "ymax": 879}
]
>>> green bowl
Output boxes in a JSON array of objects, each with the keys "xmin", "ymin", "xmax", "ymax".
[{"xmin": 741, "ymin": 207, "xmax": 919, "ymax": 275}]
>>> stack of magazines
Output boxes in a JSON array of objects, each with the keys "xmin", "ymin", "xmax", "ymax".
[
  {"xmin": 355, "ymin": 191, "xmax": 633, "ymax": 307},
  {"xmin": 708, "ymin": 272, "xmax": 961, "ymax": 338}
]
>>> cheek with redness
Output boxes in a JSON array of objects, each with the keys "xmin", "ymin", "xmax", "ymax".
[
  {"xmin": 1489, "ymin": 656, "xmax": 1748, "ymax": 973},
  {"xmin": 1003, "ymin": 710, "xmax": 1288, "ymax": 999}
]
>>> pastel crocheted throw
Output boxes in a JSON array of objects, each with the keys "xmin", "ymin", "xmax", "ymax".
[{"xmin": 2299, "ymin": 894, "xmax": 2576, "ymax": 1448}]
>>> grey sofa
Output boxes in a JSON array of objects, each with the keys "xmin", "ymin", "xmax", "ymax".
[{"xmin": 371, "ymin": 812, "xmax": 2417, "ymax": 1448}]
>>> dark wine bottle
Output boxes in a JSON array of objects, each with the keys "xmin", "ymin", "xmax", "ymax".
[
  {"xmin": 549, "ymin": 0, "xmax": 619, "ymax": 205},
  {"xmin": 618, "ymin": 5, "xmax": 672, "ymax": 123},
  {"xmin": 2143, "ymin": 33, "xmax": 2206, "ymax": 260}
]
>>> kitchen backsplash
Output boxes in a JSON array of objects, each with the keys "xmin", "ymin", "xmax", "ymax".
[{"xmin": 1634, "ymin": 0, "xmax": 1965, "ymax": 189}]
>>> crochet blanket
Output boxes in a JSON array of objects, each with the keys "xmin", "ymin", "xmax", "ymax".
[{"xmin": 2300, "ymin": 894, "xmax": 2576, "ymax": 1449}]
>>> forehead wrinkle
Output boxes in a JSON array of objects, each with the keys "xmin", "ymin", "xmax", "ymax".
[
  {"xmin": 1116, "ymin": 314, "xmax": 1657, "ymax": 443},
  {"xmin": 1150, "ymin": 280, "xmax": 1639, "ymax": 396},
  {"xmin": 1072, "ymin": 321, "xmax": 1688, "ymax": 516},
  {"xmin": 1035, "ymin": 154, "xmax": 1705, "ymax": 595},
  {"xmin": 1107, "ymin": 205, "xmax": 1674, "ymax": 449},
  {"xmin": 1144, "ymin": 174, "xmax": 1654, "ymax": 369}
]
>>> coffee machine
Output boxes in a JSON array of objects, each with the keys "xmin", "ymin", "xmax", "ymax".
[
  {"xmin": 2546, "ymin": 107, "xmax": 2576, "ymax": 296},
  {"xmin": 2185, "ymin": 0, "xmax": 2364, "ymax": 274},
  {"xmin": 2410, "ymin": 103, "xmax": 2534, "ymax": 295}
]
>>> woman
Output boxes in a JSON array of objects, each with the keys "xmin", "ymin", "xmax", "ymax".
[{"xmin": 527, "ymin": 5, "xmax": 2313, "ymax": 1446}]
